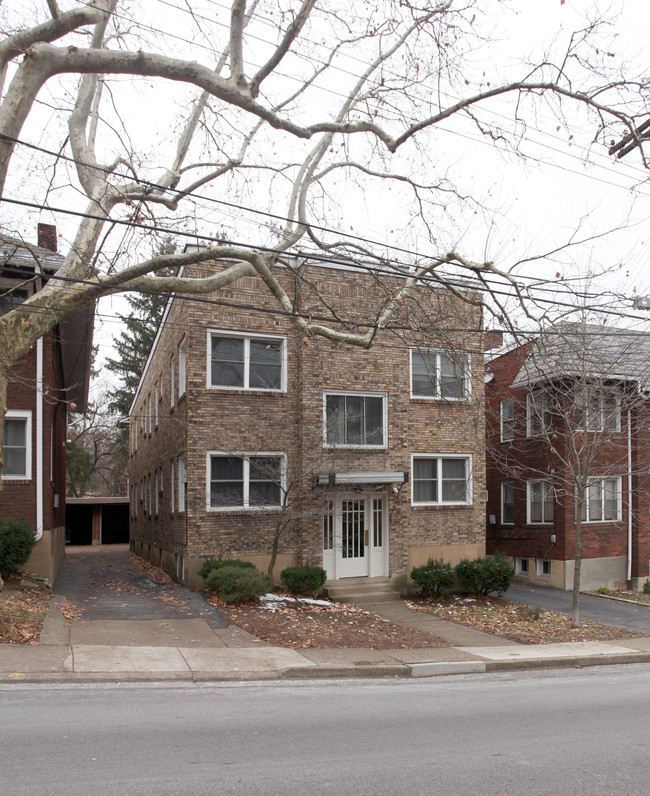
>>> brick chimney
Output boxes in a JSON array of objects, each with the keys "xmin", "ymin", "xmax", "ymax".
[
  {"xmin": 37, "ymin": 223, "xmax": 58, "ymax": 252},
  {"xmin": 484, "ymin": 330, "xmax": 504, "ymax": 351}
]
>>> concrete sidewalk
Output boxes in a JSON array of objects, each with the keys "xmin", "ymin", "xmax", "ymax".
[{"xmin": 2, "ymin": 592, "xmax": 650, "ymax": 683}]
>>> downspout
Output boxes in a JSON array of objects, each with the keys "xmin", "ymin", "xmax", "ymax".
[
  {"xmin": 627, "ymin": 408, "xmax": 632, "ymax": 585},
  {"xmin": 35, "ymin": 337, "xmax": 44, "ymax": 542}
]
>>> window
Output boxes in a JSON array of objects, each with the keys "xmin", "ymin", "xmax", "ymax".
[
  {"xmin": 527, "ymin": 390, "xmax": 552, "ymax": 437},
  {"xmin": 208, "ymin": 332, "xmax": 285, "ymax": 391},
  {"xmin": 501, "ymin": 481, "xmax": 515, "ymax": 524},
  {"xmin": 0, "ymin": 286, "xmax": 28, "ymax": 316},
  {"xmin": 2, "ymin": 411, "xmax": 31, "ymax": 479},
  {"xmin": 208, "ymin": 453, "xmax": 284, "ymax": 510},
  {"xmin": 170, "ymin": 355, "xmax": 175, "ymax": 408},
  {"xmin": 537, "ymin": 559, "xmax": 551, "ymax": 577},
  {"xmin": 581, "ymin": 477, "xmax": 621, "ymax": 522},
  {"xmin": 178, "ymin": 338, "xmax": 186, "ymax": 398},
  {"xmin": 177, "ymin": 455, "xmax": 186, "ymax": 513},
  {"xmin": 574, "ymin": 389, "xmax": 620, "ymax": 432},
  {"xmin": 411, "ymin": 455, "xmax": 471, "ymax": 505},
  {"xmin": 515, "ymin": 557, "xmax": 528, "ymax": 575},
  {"xmin": 324, "ymin": 392, "xmax": 386, "ymax": 448},
  {"xmin": 500, "ymin": 398, "xmax": 514, "ymax": 442},
  {"xmin": 323, "ymin": 500, "xmax": 334, "ymax": 550},
  {"xmin": 527, "ymin": 479, "xmax": 554, "ymax": 523},
  {"xmin": 170, "ymin": 460, "xmax": 175, "ymax": 513},
  {"xmin": 410, "ymin": 349, "xmax": 469, "ymax": 400}
]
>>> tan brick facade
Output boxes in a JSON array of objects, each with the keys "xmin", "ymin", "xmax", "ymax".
[{"xmin": 129, "ymin": 261, "xmax": 486, "ymax": 587}]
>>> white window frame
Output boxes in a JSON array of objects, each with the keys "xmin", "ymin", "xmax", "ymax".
[
  {"xmin": 178, "ymin": 337, "xmax": 187, "ymax": 399},
  {"xmin": 527, "ymin": 479, "xmax": 554, "ymax": 524},
  {"xmin": 526, "ymin": 390, "xmax": 552, "ymax": 437},
  {"xmin": 206, "ymin": 330, "xmax": 287, "ymax": 392},
  {"xmin": 178, "ymin": 455, "xmax": 186, "ymax": 513},
  {"xmin": 170, "ymin": 354, "xmax": 175, "ymax": 408},
  {"xmin": 2, "ymin": 410, "xmax": 32, "ymax": 480},
  {"xmin": 536, "ymin": 559, "xmax": 551, "ymax": 578},
  {"xmin": 206, "ymin": 451, "xmax": 286, "ymax": 512},
  {"xmin": 170, "ymin": 460, "xmax": 175, "ymax": 513},
  {"xmin": 323, "ymin": 391, "xmax": 388, "ymax": 449},
  {"xmin": 409, "ymin": 348, "xmax": 471, "ymax": 401},
  {"xmin": 501, "ymin": 481, "xmax": 515, "ymax": 525},
  {"xmin": 515, "ymin": 557, "xmax": 529, "ymax": 575},
  {"xmin": 581, "ymin": 476, "xmax": 622, "ymax": 523},
  {"xmin": 500, "ymin": 398, "xmax": 514, "ymax": 442},
  {"xmin": 411, "ymin": 454, "xmax": 473, "ymax": 506},
  {"xmin": 574, "ymin": 389, "xmax": 620, "ymax": 432}
]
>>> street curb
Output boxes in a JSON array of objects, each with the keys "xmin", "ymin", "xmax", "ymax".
[
  {"xmin": 483, "ymin": 651, "xmax": 650, "ymax": 672},
  {"xmin": 281, "ymin": 664, "xmax": 410, "ymax": 680}
]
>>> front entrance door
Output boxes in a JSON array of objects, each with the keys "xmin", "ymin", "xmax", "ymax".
[{"xmin": 322, "ymin": 493, "xmax": 388, "ymax": 580}]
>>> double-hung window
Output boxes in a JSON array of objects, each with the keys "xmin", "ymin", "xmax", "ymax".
[
  {"xmin": 209, "ymin": 332, "xmax": 285, "ymax": 391},
  {"xmin": 527, "ymin": 479, "xmax": 554, "ymax": 523},
  {"xmin": 411, "ymin": 455, "xmax": 471, "ymax": 505},
  {"xmin": 581, "ymin": 477, "xmax": 621, "ymax": 522},
  {"xmin": 500, "ymin": 398, "xmax": 514, "ymax": 442},
  {"xmin": 208, "ymin": 453, "xmax": 284, "ymax": 510},
  {"xmin": 2, "ymin": 411, "xmax": 31, "ymax": 479},
  {"xmin": 574, "ymin": 389, "xmax": 620, "ymax": 432},
  {"xmin": 410, "ymin": 349, "xmax": 469, "ymax": 400},
  {"xmin": 501, "ymin": 481, "xmax": 515, "ymax": 524},
  {"xmin": 178, "ymin": 338, "xmax": 187, "ymax": 398},
  {"xmin": 527, "ymin": 390, "xmax": 552, "ymax": 437},
  {"xmin": 324, "ymin": 392, "xmax": 387, "ymax": 448}
]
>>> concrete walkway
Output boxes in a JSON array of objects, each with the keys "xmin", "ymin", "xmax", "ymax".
[{"xmin": 2, "ymin": 548, "xmax": 650, "ymax": 683}]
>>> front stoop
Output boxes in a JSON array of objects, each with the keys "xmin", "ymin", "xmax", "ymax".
[{"xmin": 324, "ymin": 577, "xmax": 400, "ymax": 604}]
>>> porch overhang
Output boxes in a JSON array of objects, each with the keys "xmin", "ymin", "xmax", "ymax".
[{"xmin": 315, "ymin": 471, "xmax": 409, "ymax": 486}]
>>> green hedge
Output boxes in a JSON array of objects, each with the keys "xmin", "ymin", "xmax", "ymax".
[
  {"xmin": 410, "ymin": 558, "xmax": 456, "ymax": 597},
  {"xmin": 281, "ymin": 565, "xmax": 327, "ymax": 596},
  {"xmin": 204, "ymin": 563, "xmax": 272, "ymax": 604},
  {"xmin": 198, "ymin": 556, "xmax": 256, "ymax": 583},
  {"xmin": 454, "ymin": 553, "xmax": 514, "ymax": 596},
  {"xmin": 0, "ymin": 519, "xmax": 35, "ymax": 575}
]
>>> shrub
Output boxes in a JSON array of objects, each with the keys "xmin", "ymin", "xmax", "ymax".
[
  {"xmin": 204, "ymin": 563, "xmax": 272, "ymax": 604},
  {"xmin": 597, "ymin": 587, "xmax": 612, "ymax": 595},
  {"xmin": 198, "ymin": 556, "xmax": 256, "ymax": 583},
  {"xmin": 644, "ymin": 580, "xmax": 650, "ymax": 595},
  {"xmin": 0, "ymin": 519, "xmax": 35, "ymax": 575},
  {"xmin": 410, "ymin": 558, "xmax": 456, "ymax": 597},
  {"xmin": 454, "ymin": 554, "xmax": 515, "ymax": 596},
  {"xmin": 281, "ymin": 565, "xmax": 327, "ymax": 596}
]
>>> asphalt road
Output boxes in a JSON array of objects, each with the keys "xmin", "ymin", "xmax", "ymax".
[
  {"xmin": 506, "ymin": 582, "xmax": 650, "ymax": 634},
  {"xmin": 2, "ymin": 666, "xmax": 650, "ymax": 795}
]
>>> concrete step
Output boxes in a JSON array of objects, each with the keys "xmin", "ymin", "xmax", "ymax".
[{"xmin": 324, "ymin": 577, "xmax": 401, "ymax": 604}]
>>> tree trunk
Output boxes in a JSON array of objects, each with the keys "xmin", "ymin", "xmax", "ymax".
[{"xmin": 572, "ymin": 513, "xmax": 582, "ymax": 629}]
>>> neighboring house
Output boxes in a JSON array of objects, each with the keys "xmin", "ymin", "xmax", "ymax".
[
  {"xmin": 485, "ymin": 324, "xmax": 650, "ymax": 591},
  {"xmin": 0, "ymin": 226, "xmax": 94, "ymax": 582},
  {"xmin": 129, "ymin": 258, "xmax": 487, "ymax": 589}
]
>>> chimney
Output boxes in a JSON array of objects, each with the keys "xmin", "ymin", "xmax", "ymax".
[
  {"xmin": 484, "ymin": 330, "xmax": 504, "ymax": 351},
  {"xmin": 38, "ymin": 223, "xmax": 58, "ymax": 252}
]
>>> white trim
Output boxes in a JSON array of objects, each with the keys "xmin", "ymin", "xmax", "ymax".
[
  {"xmin": 581, "ymin": 476, "xmax": 622, "ymax": 523},
  {"xmin": 36, "ymin": 338, "xmax": 43, "ymax": 539},
  {"xmin": 500, "ymin": 398, "xmax": 514, "ymax": 442},
  {"xmin": 501, "ymin": 480, "xmax": 514, "ymax": 525},
  {"xmin": 527, "ymin": 478, "xmax": 554, "ymax": 524},
  {"xmin": 410, "ymin": 453, "xmax": 473, "ymax": 506},
  {"xmin": 178, "ymin": 337, "xmax": 187, "ymax": 398},
  {"xmin": 206, "ymin": 451, "xmax": 286, "ymax": 512},
  {"xmin": 3, "ymin": 410, "xmax": 33, "ymax": 481},
  {"xmin": 206, "ymin": 329, "xmax": 287, "ymax": 392},
  {"xmin": 409, "ymin": 348, "xmax": 471, "ymax": 401},
  {"xmin": 323, "ymin": 390, "xmax": 388, "ymax": 449}
]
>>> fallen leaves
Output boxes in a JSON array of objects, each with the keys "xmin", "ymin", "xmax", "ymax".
[
  {"xmin": 407, "ymin": 596, "xmax": 645, "ymax": 644},
  {"xmin": 0, "ymin": 576, "xmax": 50, "ymax": 644}
]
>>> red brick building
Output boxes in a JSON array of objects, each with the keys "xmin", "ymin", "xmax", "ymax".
[
  {"xmin": 486, "ymin": 325, "xmax": 650, "ymax": 591},
  {"xmin": 129, "ymin": 259, "xmax": 487, "ymax": 589},
  {"xmin": 1, "ymin": 227, "xmax": 94, "ymax": 582}
]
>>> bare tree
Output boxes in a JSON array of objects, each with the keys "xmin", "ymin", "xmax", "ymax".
[
  {"xmin": 487, "ymin": 320, "xmax": 650, "ymax": 627},
  {"xmin": 1, "ymin": 0, "xmax": 648, "ymax": 471}
]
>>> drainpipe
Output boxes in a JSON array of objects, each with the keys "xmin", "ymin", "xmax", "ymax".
[
  {"xmin": 627, "ymin": 408, "xmax": 632, "ymax": 585},
  {"xmin": 35, "ymin": 337, "xmax": 44, "ymax": 542}
]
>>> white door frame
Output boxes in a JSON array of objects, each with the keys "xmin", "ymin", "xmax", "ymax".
[{"xmin": 322, "ymin": 492, "xmax": 388, "ymax": 580}]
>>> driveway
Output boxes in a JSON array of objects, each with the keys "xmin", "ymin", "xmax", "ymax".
[
  {"xmin": 54, "ymin": 546, "xmax": 227, "ymax": 629},
  {"xmin": 506, "ymin": 582, "xmax": 650, "ymax": 634}
]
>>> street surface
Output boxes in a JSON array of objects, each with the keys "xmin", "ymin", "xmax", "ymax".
[{"xmin": 2, "ymin": 665, "xmax": 649, "ymax": 795}]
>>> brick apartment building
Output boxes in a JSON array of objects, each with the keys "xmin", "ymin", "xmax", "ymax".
[
  {"xmin": 485, "ymin": 324, "xmax": 650, "ymax": 591},
  {"xmin": 1, "ymin": 226, "xmax": 94, "ymax": 582},
  {"xmin": 129, "ymin": 258, "xmax": 487, "ymax": 589}
]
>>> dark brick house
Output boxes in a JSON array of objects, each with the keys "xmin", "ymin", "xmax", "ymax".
[
  {"xmin": 486, "ymin": 324, "xmax": 650, "ymax": 591},
  {"xmin": 129, "ymin": 259, "xmax": 487, "ymax": 589},
  {"xmin": 1, "ymin": 226, "xmax": 94, "ymax": 582}
]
